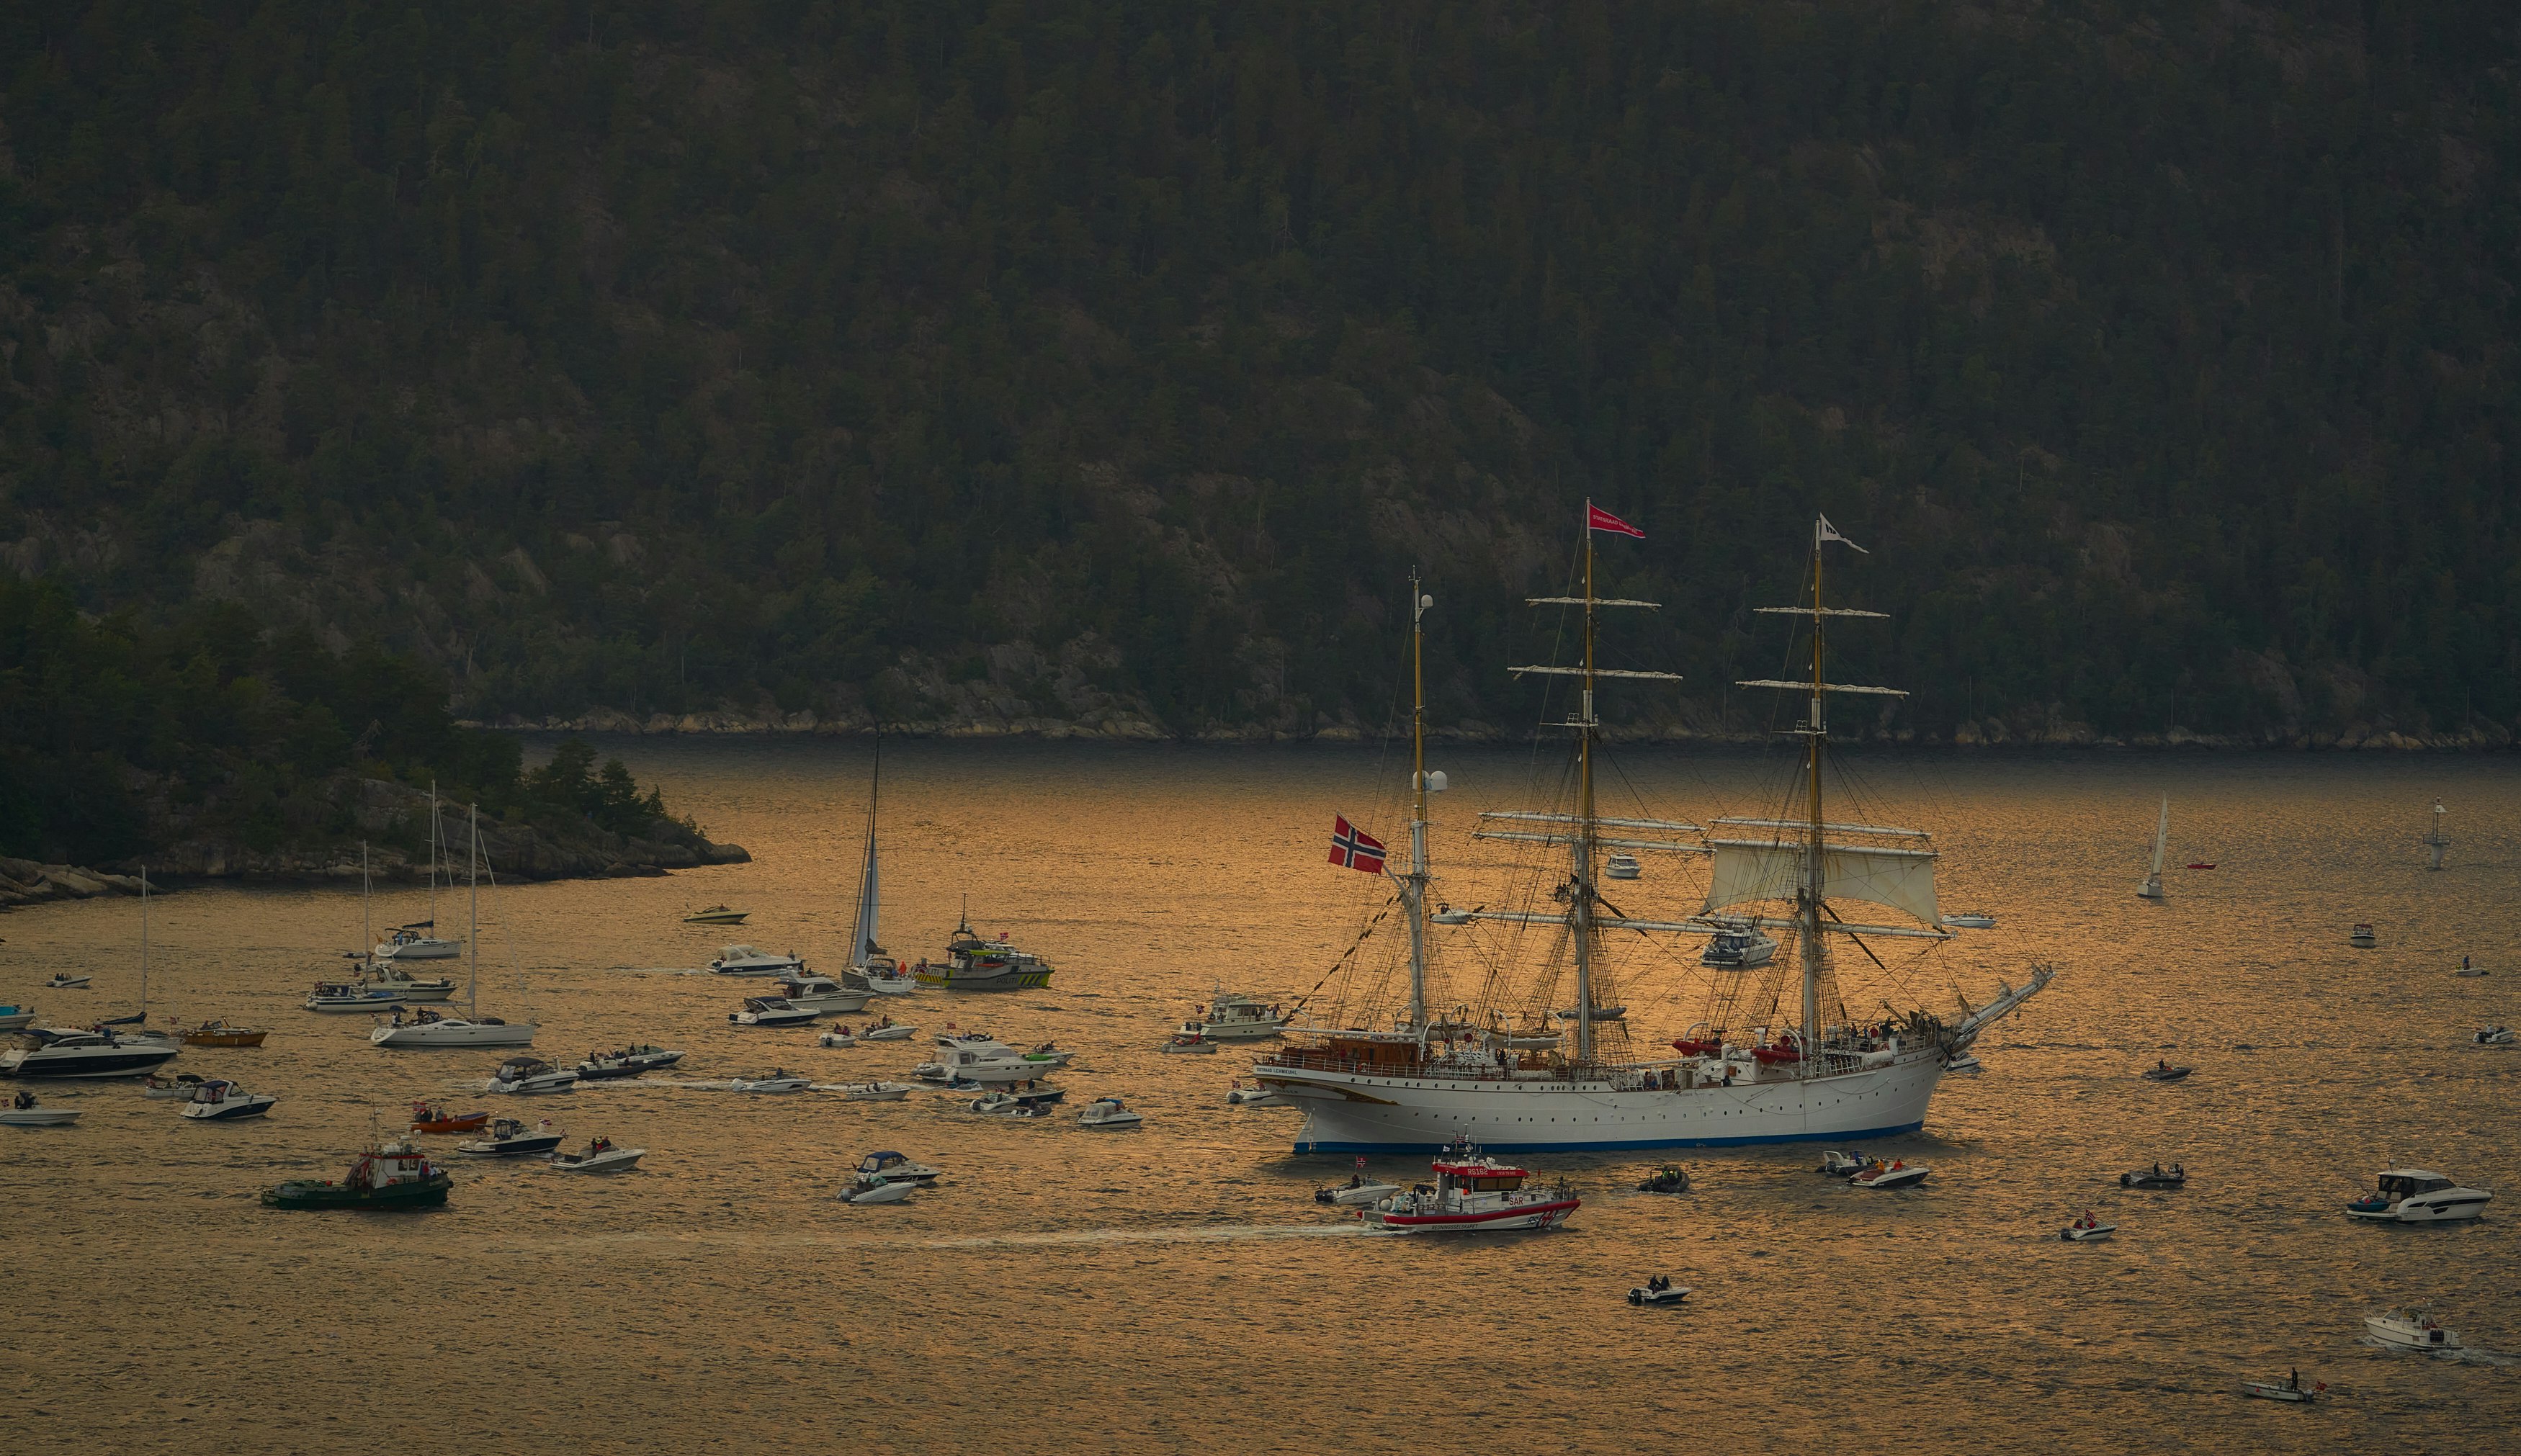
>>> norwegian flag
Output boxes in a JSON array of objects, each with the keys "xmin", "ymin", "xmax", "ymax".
[
  {"xmin": 1586, "ymin": 500, "xmax": 1644, "ymax": 538},
  {"xmin": 1327, "ymin": 816, "xmax": 1388, "ymax": 874}
]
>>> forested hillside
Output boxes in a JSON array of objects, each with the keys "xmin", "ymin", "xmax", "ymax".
[{"xmin": 2, "ymin": 0, "xmax": 2515, "ymax": 747}]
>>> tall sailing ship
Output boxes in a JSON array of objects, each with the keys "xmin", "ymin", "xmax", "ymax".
[{"xmin": 1253, "ymin": 509, "xmax": 2054, "ymax": 1154}]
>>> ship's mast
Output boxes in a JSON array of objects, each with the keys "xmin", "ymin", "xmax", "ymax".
[
  {"xmin": 1402, "ymin": 573, "xmax": 1432, "ymax": 1042},
  {"xmin": 1799, "ymin": 534, "xmax": 1826, "ymax": 1074},
  {"xmin": 467, "ymin": 804, "xmax": 479, "ymax": 1022},
  {"xmin": 1571, "ymin": 528, "xmax": 1600, "ymax": 1063}
]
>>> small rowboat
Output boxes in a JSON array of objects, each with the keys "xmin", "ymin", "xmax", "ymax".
[
  {"xmin": 1626, "ymin": 1282, "xmax": 1691, "ymax": 1307},
  {"xmin": 2060, "ymin": 1220, "xmax": 2117, "ymax": 1241},
  {"xmin": 1, "ymin": 1101, "xmax": 80, "ymax": 1126},
  {"xmin": 408, "ymin": 1102, "xmax": 490, "ymax": 1136},
  {"xmin": 2141, "ymin": 1062, "xmax": 2193, "ymax": 1082},
  {"xmin": 45, "ymin": 974, "xmax": 91, "ymax": 989},
  {"xmin": 842, "ymin": 1082, "xmax": 915, "ymax": 1101},
  {"xmin": 2240, "ymin": 1379, "xmax": 2318, "ymax": 1403},
  {"xmin": 180, "ymin": 1020, "xmax": 270, "ymax": 1048}
]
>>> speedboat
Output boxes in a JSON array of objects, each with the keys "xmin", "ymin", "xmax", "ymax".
[
  {"xmin": 1942, "ymin": 911, "xmax": 1997, "ymax": 929},
  {"xmin": 486, "ymin": 1056, "xmax": 579, "ymax": 1095},
  {"xmin": 1701, "ymin": 925, "xmax": 1778, "ymax": 969},
  {"xmin": 2345, "ymin": 1169, "xmax": 2492, "ymax": 1223},
  {"xmin": 816, "ymin": 1028, "xmax": 856, "ymax": 1048},
  {"xmin": 1363, "ymin": 1140, "xmax": 1580, "ymax": 1231},
  {"xmin": 2240, "ymin": 1377, "xmax": 2320, "ymax": 1403},
  {"xmin": 730, "ymin": 996, "xmax": 819, "ymax": 1028},
  {"xmin": 409, "ymin": 1102, "xmax": 488, "ymax": 1135},
  {"xmin": 1848, "ymin": 1158, "xmax": 1930, "ymax": 1190},
  {"xmin": 708, "ymin": 944, "xmax": 804, "ymax": 977},
  {"xmin": 0, "ymin": 1005, "xmax": 37, "ymax": 1032},
  {"xmin": 970, "ymin": 1090, "xmax": 1052, "ymax": 1117},
  {"xmin": 305, "ymin": 981, "xmax": 405, "ymax": 1013},
  {"xmin": 1626, "ymin": 1278, "xmax": 1690, "ymax": 1306},
  {"xmin": 143, "ymin": 1071, "xmax": 209, "ymax": 1099},
  {"xmin": 1636, "ymin": 1166, "xmax": 1691, "ymax": 1194},
  {"xmin": 375, "ymin": 925, "xmax": 462, "ymax": 961},
  {"xmin": 1, "ymin": 1028, "xmax": 182, "ymax": 1079},
  {"xmin": 179, "ymin": 1079, "xmax": 277, "ymax": 1121},
  {"xmin": 550, "ymin": 1138, "xmax": 643, "ymax": 1173},
  {"xmin": 361, "ymin": 966, "xmax": 456, "ymax": 1002},
  {"xmin": 44, "ymin": 974, "xmax": 91, "ymax": 989},
  {"xmin": 842, "ymin": 1173, "xmax": 915, "ymax": 1203},
  {"xmin": 842, "ymin": 1082, "xmax": 914, "ymax": 1101},
  {"xmin": 2141, "ymin": 1061, "xmax": 2193, "ymax": 1082},
  {"xmin": 2121, "ymin": 1164, "xmax": 2187, "ymax": 1190},
  {"xmin": 683, "ymin": 904, "xmax": 748, "ymax": 925},
  {"xmin": 2350, "ymin": 923, "xmax": 2378, "ymax": 948},
  {"xmin": 1603, "ymin": 853, "xmax": 1642, "ymax": 881},
  {"xmin": 2365, "ymin": 1310, "xmax": 2460, "ymax": 1350},
  {"xmin": 776, "ymin": 975, "xmax": 872, "ymax": 1015},
  {"xmin": 858, "ymin": 1018, "xmax": 917, "ymax": 1041},
  {"xmin": 2059, "ymin": 1214, "xmax": 2115, "ymax": 1241},
  {"xmin": 1078, "ymin": 1097, "xmax": 1142, "ymax": 1128},
  {"xmin": 1159, "ymin": 1030, "xmax": 1219, "ymax": 1053},
  {"xmin": 179, "ymin": 1020, "xmax": 269, "ymax": 1047},
  {"xmin": 2476, "ymin": 1025, "xmax": 2515, "ymax": 1046},
  {"xmin": 728, "ymin": 1072, "xmax": 812, "ymax": 1094},
  {"xmin": 370, "ymin": 1007, "xmax": 536, "ymax": 1048},
  {"xmin": 1817, "ymin": 1151, "xmax": 1866, "ymax": 1179},
  {"xmin": 1315, "ymin": 1171, "xmax": 1402, "ymax": 1206},
  {"xmin": 856, "ymin": 1151, "xmax": 942, "ymax": 1185},
  {"xmin": 455, "ymin": 1118, "xmax": 565, "ymax": 1156},
  {"xmin": 1225, "ymin": 1081, "xmax": 1280, "ymax": 1107},
  {"xmin": 923, "ymin": 1035, "xmax": 1073, "ymax": 1084},
  {"xmin": 1183, "ymin": 987, "xmax": 1290, "ymax": 1041},
  {"xmin": 1, "ymin": 1094, "xmax": 79, "ymax": 1125},
  {"xmin": 1943, "ymin": 1053, "xmax": 1983, "ymax": 1074},
  {"xmin": 574, "ymin": 1046, "xmax": 682, "ymax": 1079}
]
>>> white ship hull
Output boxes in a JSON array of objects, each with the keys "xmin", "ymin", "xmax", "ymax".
[
  {"xmin": 376, "ymin": 938, "xmax": 463, "ymax": 961},
  {"xmin": 1258, "ymin": 1052, "xmax": 1945, "ymax": 1154},
  {"xmin": 370, "ymin": 1019, "xmax": 537, "ymax": 1048}
]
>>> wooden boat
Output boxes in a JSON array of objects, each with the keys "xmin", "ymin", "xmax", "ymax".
[
  {"xmin": 181, "ymin": 1020, "xmax": 269, "ymax": 1048},
  {"xmin": 408, "ymin": 1101, "xmax": 489, "ymax": 1135}
]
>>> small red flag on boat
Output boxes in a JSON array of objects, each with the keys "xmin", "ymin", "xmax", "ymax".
[
  {"xmin": 1586, "ymin": 501, "xmax": 1644, "ymax": 538},
  {"xmin": 1327, "ymin": 816, "xmax": 1387, "ymax": 874}
]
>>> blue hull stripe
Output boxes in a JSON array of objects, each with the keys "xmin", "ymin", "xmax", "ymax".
[{"xmin": 1294, "ymin": 1119, "xmax": 1925, "ymax": 1156}]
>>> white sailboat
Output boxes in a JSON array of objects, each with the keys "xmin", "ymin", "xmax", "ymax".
[
  {"xmin": 1253, "ymin": 511, "xmax": 2054, "ymax": 1153},
  {"xmin": 376, "ymin": 784, "xmax": 463, "ymax": 960},
  {"xmin": 2137, "ymin": 796, "xmax": 2168, "ymax": 899},
  {"xmin": 370, "ymin": 806, "xmax": 536, "ymax": 1048},
  {"xmin": 2424, "ymin": 800, "xmax": 2450, "ymax": 871},
  {"xmin": 841, "ymin": 746, "xmax": 916, "ymax": 997}
]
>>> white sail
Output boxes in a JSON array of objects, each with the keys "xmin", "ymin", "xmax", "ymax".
[
  {"xmin": 1703, "ymin": 837, "xmax": 1941, "ymax": 927},
  {"xmin": 851, "ymin": 830, "xmax": 880, "ymax": 966},
  {"xmin": 2149, "ymin": 797, "xmax": 2170, "ymax": 877}
]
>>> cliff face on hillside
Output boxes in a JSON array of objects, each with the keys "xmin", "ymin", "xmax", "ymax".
[{"xmin": 3, "ymin": 2, "xmax": 2517, "ymax": 749}]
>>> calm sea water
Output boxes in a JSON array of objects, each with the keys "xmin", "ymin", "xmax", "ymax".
[{"xmin": 4, "ymin": 740, "xmax": 2515, "ymax": 1452}]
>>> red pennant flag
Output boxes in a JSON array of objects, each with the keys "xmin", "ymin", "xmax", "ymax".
[
  {"xmin": 1586, "ymin": 502, "xmax": 1644, "ymax": 538},
  {"xmin": 1327, "ymin": 815, "xmax": 1387, "ymax": 873}
]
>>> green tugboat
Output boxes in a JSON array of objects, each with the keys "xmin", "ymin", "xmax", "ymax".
[{"xmin": 262, "ymin": 1137, "xmax": 452, "ymax": 1210}]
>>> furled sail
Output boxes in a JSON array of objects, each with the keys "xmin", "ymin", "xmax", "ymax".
[
  {"xmin": 1703, "ymin": 836, "xmax": 1940, "ymax": 927},
  {"xmin": 851, "ymin": 823, "xmax": 881, "ymax": 964}
]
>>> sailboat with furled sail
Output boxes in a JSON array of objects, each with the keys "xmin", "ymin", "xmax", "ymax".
[
  {"xmin": 841, "ymin": 745, "xmax": 916, "ymax": 997},
  {"xmin": 1253, "ymin": 508, "xmax": 2054, "ymax": 1153},
  {"xmin": 2137, "ymin": 797, "xmax": 2169, "ymax": 899}
]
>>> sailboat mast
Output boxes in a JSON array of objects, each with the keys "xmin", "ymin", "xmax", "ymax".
[
  {"xmin": 1402, "ymin": 573, "xmax": 1431, "ymax": 1040},
  {"xmin": 467, "ymin": 804, "xmax": 480, "ymax": 1021},
  {"xmin": 1571, "ymin": 514, "xmax": 1599, "ymax": 1063},
  {"xmin": 853, "ymin": 741, "xmax": 882, "ymax": 966},
  {"xmin": 361, "ymin": 840, "xmax": 372, "ymax": 958},
  {"xmin": 139, "ymin": 863, "xmax": 149, "ymax": 1023},
  {"xmin": 1801, "ymin": 531, "xmax": 1826, "ymax": 1074},
  {"xmin": 429, "ymin": 781, "xmax": 440, "ymax": 932}
]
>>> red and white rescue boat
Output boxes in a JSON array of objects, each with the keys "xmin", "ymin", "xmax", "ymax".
[{"xmin": 1361, "ymin": 1141, "xmax": 1580, "ymax": 1232}]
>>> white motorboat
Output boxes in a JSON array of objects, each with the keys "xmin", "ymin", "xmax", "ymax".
[
  {"xmin": 1603, "ymin": 853, "xmax": 1642, "ymax": 881},
  {"xmin": 1183, "ymin": 987, "xmax": 1291, "ymax": 1041},
  {"xmin": 1078, "ymin": 1096, "xmax": 1142, "ymax": 1128},
  {"xmin": 1699, "ymin": 925, "xmax": 1777, "ymax": 969},
  {"xmin": 370, "ymin": 1007, "xmax": 536, "ymax": 1048},
  {"xmin": 2121, "ymin": 1164, "xmax": 2186, "ymax": 1190},
  {"xmin": 1848, "ymin": 1158, "xmax": 1930, "ymax": 1190},
  {"xmin": 923, "ymin": 1035, "xmax": 1073, "ymax": 1084},
  {"xmin": 1551, "ymin": 1005, "xmax": 1625, "ymax": 1023},
  {"xmin": 305, "ymin": 981, "xmax": 405, "ymax": 1012},
  {"xmin": 0, "ymin": 1005, "xmax": 35, "ymax": 1032},
  {"xmin": 842, "ymin": 1082, "xmax": 914, "ymax": 1101},
  {"xmin": 970, "ymin": 1090, "xmax": 1052, "ymax": 1117},
  {"xmin": 728, "ymin": 1072, "xmax": 811, "ymax": 1094},
  {"xmin": 709, "ymin": 945, "xmax": 805, "ymax": 977},
  {"xmin": 362, "ymin": 965, "xmax": 456, "ymax": 1002},
  {"xmin": 457, "ymin": 1117, "xmax": 565, "ymax": 1156},
  {"xmin": 2239, "ymin": 1376, "xmax": 2319, "ymax": 1403},
  {"xmin": 1315, "ymin": 1170, "xmax": 1402, "ymax": 1206},
  {"xmin": 374, "ymin": 925, "xmax": 463, "ymax": 961},
  {"xmin": 730, "ymin": 996, "xmax": 819, "ymax": 1028},
  {"xmin": 776, "ymin": 975, "xmax": 872, "ymax": 1015},
  {"xmin": 1626, "ymin": 1278, "xmax": 1690, "ymax": 1306},
  {"xmin": 858, "ymin": 1017, "xmax": 917, "ymax": 1041},
  {"xmin": 550, "ymin": 1138, "xmax": 643, "ymax": 1173},
  {"xmin": 2365, "ymin": 1311, "xmax": 2460, "ymax": 1350},
  {"xmin": 486, "ymin": 1056, "xmax": 579, "ymax": 1095},
  {"xmin": 574, "ymin": 1045, "xmax": 682, "ymax": 1079},
  {"xmin": 44, "ymin": 974, "xmax": 91, "ymax": 989},
  {"xmin": 842, "ymin": 1174, "xmax": 915, "ymax": 1203},
  {"xmin": 1226, "ymin": 1081, "xmax": 1281, "ymax": 1107},
  {"xmin": 1159, "ymin": 1030, "xmax": 1220, "ymax": 1053},
  {"xmin": 856, "ymin": 1151, "xmax": 944, "ymax": 1185},
  {"xmin": 1817, "ymin": 1151, "xmax": 1866, "ymax": 1178},
  {"xmin": 1, "ymin": 1028, "xmax": 182, "ymax": 1079},
  {"xmin": 843, "ymin": 961, "xmax": 920, "ymax": 997},
  {"xmin": 2476, "ymin": 1025, "xmax": 2515, "ymax": 1046},
  {"xmin": 817, "ymin": 1028, "xmax": 856, "ymax": 1048},
  {"xmin": 142, "ymin": 1071, "xmax": 209, "ymax": 1099},
  {"xmin": 2345, "ymin": 1169, "xmax": 2493, "ymax": 1223},
  {"xmin": 1363, "ymin": 1141, "xmax": 1581, "ymax": 1231},
  {"xmin": 1941, "ymin": 911, "xmax": 1997, "ymax": 929},
  {"xmin": 1943, "ymin": 1053, "xmax": 1983, "ymax": 1074},
  {"xmin": 178, "ymin": 1079, "xmax": 276, "ymax": 1121},
  {"xmin": 2350, "ymin": 923, "xmax": 2378, "ymax": 948},
  {"xmin": 2059, "ymin": 1215, "xmax": 2115, "ymax": 1241},
  {"xmin": 1, "ymin": 1091, "xmax": 79, "ymax": 1126}
]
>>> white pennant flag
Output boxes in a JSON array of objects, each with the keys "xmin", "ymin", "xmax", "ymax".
[{"xmin": 1816, "ymin": 513, "xmax": 1868, "ymax": 553}]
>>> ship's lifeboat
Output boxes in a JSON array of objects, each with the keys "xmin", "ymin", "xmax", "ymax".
[
  {"xmin": 1750, "ymin": 1046, "xmax": 1802, "ymax": 1065},
  {"xmin": 1670, "ymin": 1038, "xmax": 1721, "ymax": 1056}
]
